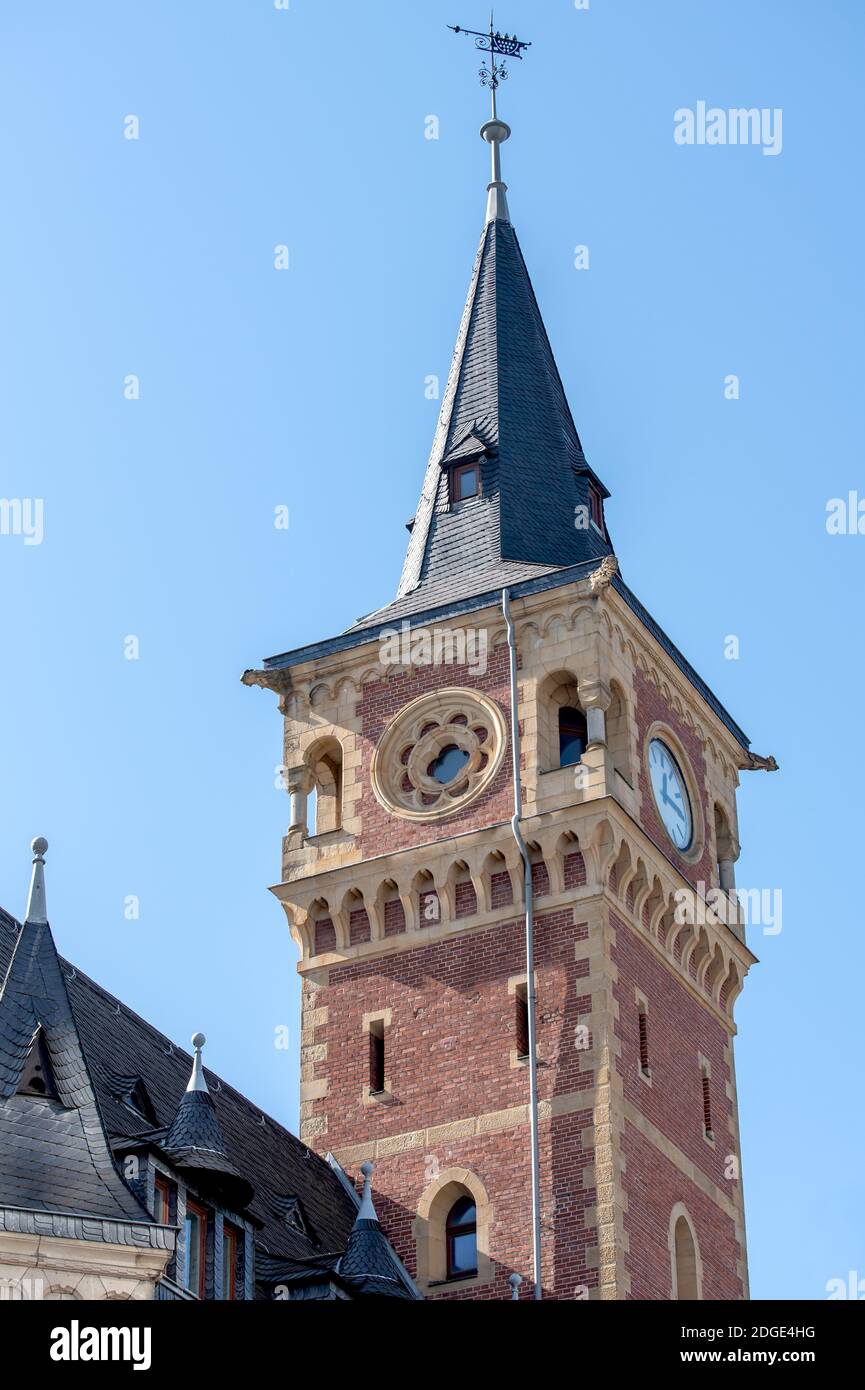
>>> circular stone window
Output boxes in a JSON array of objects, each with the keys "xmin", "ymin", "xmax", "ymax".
[{"xmin": 370, "ymin": 688, "xmax": 508, "ymax": 821}]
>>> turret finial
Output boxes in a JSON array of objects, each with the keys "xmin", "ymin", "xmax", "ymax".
[
  {"xmin": 24, "ymin": 837, "xmax": 49, "ymax": 926},
  {"xmin": 357, "ymin": 1160, "xmax": 379, "ymax": 1221},
  {"xmin": 186, "ymin": 1031, "xmax": 209, "ymax": 1093}
]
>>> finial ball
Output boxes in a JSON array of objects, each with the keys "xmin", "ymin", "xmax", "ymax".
[
  {"xmin": 191, "ymin": 1032, "xmax": 206, "ymax": 1050},
  {"xmin": 31, "ymin": 837, "xmax": 48, "ymax": 856},
  {"xmin": 481, "ymin": 118, "xmax": 511, "ymax": 146},
  {"xmin": 360, "ymin": 1160, "xmax": 374, "ymax": 1179}
]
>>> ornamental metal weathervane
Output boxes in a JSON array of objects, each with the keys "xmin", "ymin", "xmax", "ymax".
[
  {"xmin": 448, "ymin": 13, "xmax": 531, "ymax": 119},
  {"xmin": 449, "ymin": 15, "xmax": 532, "ymax": 224}
]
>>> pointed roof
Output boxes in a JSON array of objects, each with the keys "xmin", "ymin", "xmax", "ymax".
[
  {"xmin": 243, "ymin": 92, "xmax": 752, "ymax": 756},
  {"xmin": 335, "ymin": 1163, "xmax": 419, "ymax": 1299},
  {"xmin": 0, "ymin": 840, "xmax": 153, "ymax": 1224},
  {"xmin": 351, "ymin": 209, "xmax": 613, "ymax": 631},
  {"xmin": 162, "ymin": 1033, "xmax": 254, "ymax": 1210}
]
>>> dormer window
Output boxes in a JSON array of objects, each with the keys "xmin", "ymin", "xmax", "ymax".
[
  {"xmin": 452, "ymin": 461, "xmax": 480, "ymax": 502},
  {"xmin": 273, "ymin": 1194, "xmax": 313, "ymax": 1241},
  {"xmin": 17, "ymin": 1030, "xmax": 58, "ymax": 1099}
]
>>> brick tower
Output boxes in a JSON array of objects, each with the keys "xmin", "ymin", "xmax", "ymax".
[{"xmin": 244, "ymin": 93, "xmax": 775, "ymax": 1302}]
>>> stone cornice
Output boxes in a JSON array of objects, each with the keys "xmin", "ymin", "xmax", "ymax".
[
  {"xmin": 0, "ymin": 1205, "xmax": 176, "ymax": 1251},
  {"xmin": 276, "ymin": 796, "xmax": 753, "ymax": 1023}
]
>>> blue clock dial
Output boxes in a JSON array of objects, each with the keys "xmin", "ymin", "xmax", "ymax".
[{"xmin": 648, "ymin": 739, "xmax": 693, "ymax": 851}]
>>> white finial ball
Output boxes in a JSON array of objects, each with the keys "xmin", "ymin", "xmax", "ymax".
[
  {"xmin": 360, "ymin": 1160, "xmax": 374, "ymax": 1179},
  {"xmin": 191, "ymin": 1032, "xmax": 206, "ymax": 1050},
  {"xmin": 32, "ymin": 837, "xmax": 48, "ymax": 856}
]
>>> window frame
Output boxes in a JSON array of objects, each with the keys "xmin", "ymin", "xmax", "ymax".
[
  {"xmin": 369, "ymin": 1022, "xmax": 386, "ymax": 1096},
  {"xmin": 515, "ymin": 985, "xmax": 530, "ymax": 1061},
  {"xmin": 445, "ymin": 1196, "xmax": 478, "ymax": 1282},
  {"xmin": 153, "ymin": 1173, "xmax": 172, "ymax": 1225},
  {"xmin": 638, "ymin": 1010, "xmax": 650, "ymax": 1078},
  {"xmin": 222, "ymin": 1222, "xmax": 241, "ymax": 1301},
  {"xmin": 451, "ymin": 461, "xmax": 481, "ymax": 503},
  {"xmin": 558, "ymin": 705, "xmax": 588, "ymax": 769},
  {"xmin": 701, "ymin": 1073, "xmax": 714, "ymax": 1141},
  {"xmin": 184, "ymin": 1199, "xmax": 208, "ymax": 1300},
  {"xmin": 588, "ymin": 481, "xmax": 604, "ymax": 532}
]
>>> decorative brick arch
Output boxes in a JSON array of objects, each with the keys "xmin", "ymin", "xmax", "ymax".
[
  {"xmin": 668, "ymin": 1202, "xmax": 704, "ymax": 1300},
  {"xmin": 413, "ymin": 1167, "xmax": 493, "ymax": 1294}
]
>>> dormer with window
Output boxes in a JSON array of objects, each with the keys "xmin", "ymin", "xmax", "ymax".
[
  {"xmin": 574, "ymin": 463, "xmax": 610, "ymax": 539},
  {"xmin": 440, "ymin": 429, "xmax": 487, "ymax": 508}
]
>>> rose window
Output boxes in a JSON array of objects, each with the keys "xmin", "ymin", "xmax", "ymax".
[{"xmin": 370, "ymin": 689, "xmax": 508, "ymax": 821}]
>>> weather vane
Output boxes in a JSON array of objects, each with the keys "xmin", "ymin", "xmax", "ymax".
[
  {"xmin": 448, "ymin": 15, "xmax": 531, "ymax": 223},
  {"xmin": 449, "ymin": 14, "xmax": 531, "ymax": 119}
]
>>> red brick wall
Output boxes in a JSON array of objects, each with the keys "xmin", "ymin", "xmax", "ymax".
[
  {"xmin": 622, "ymin": 1126, "xmax": 743, "ymax": 1300},
  {"xmin": 633, "ymin": 667, "xmax": 714, "ymax": 890},
  {"xmin": 309, "ymin": 906, "xmax": 597, "ymax": 1298},
  {"xmin": 611, "ymin": 909, "xmax": 744, "ymax": 1299},
  {"xmin": 366, "ymin": 1117, "xmax": 597, "ymax": 1300}
]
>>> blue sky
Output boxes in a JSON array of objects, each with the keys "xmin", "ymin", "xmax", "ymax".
[{"xmin": 0, "ymin": 1, "xmax": 862, "ymax": 1300}]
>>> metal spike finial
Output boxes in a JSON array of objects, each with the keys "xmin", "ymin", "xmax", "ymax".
[
  {"xmin": 186, "ymin": 1031, "xmax": 209, "ymax": 1093},
  {"xmin": 24, "ymin": 837, "xmax": 49, "ymax": 926}
]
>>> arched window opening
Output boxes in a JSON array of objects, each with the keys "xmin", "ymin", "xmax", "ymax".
[
  {"xmin": 673, "ymin": 1215, "xmax": 700, "ymax": 1300},
  {"xmin": 559, "ymin": 706, "xmax": 588, "ymax": 768},
  {"xmin": 307, "ymin": 739, "xmax": 343, "ymax": 836},
  {"xmin": 446, "ymin": 1196, "xmax": 478, "ymax": 1280}
]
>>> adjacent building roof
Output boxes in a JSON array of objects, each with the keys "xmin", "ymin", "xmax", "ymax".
[
  {"xmin": 0, "ymin": 890, "xmax": 152, "ymax": 1226},
  {"xmin": 0, "ymin": 902, "xmax": 416, "ymax": 1294}
]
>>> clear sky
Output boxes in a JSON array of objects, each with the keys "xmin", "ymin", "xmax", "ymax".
[{"xmin": 0, "ymin": 0, "xmax": 862, "ymax": 1301}]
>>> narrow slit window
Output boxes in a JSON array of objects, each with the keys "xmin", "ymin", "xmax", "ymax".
[
  {"xmin": 638, "ymin": 1010, "xmax": 650, "ymax": 1076},
  {"xmin": 701, "ymin": 1073, "xmax": 714, "ymax": 1139},
  {"xmin": 184, "ymin": 1200, "xmax": 208, "ymax": 1299},
  {"xmin": 369, "ymin": 1021, "xmax": 385, "ymax": 1095},
  {"xmin": 222, "ymin": 1223, "xmax": 240, "ymax": 1301},
  {"xmin": 515, "ymin": 985, "xmax": 529, "ymax": 1060}
]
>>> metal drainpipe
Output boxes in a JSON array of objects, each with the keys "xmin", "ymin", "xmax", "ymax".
[{"xmin": 502, "ymin": 588, "xmax": 543, "ymax": 1301}]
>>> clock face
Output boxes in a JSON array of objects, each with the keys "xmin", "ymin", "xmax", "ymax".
[{"xmin": 648, "ymin": 739, "xmax": 693, "ymax": 851}]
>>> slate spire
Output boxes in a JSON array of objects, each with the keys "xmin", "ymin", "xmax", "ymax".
[
  {"xmin": 386, "ymin": 106, "xmax": 615, "ymax": 623},
  {"xmin": 337, "ymin": 1162, "xmax": 417, "ymax": 1298},
  {"xmin": 0, "ymin": 839, "xmax": 153, "ymax": 1222},
  {"xmin": 163, "ymin": 1033, "xmax": 253, "ymax": 1209}
]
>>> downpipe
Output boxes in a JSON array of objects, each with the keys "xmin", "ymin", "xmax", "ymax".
[{"xmin": 502, "ymin": 588, "xmax": 543, "ymax": 1301}]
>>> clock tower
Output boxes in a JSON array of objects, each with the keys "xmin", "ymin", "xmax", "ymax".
[{"xmin": 244, "ymin": 71, "xmax": 775, "ymax": 1301}]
